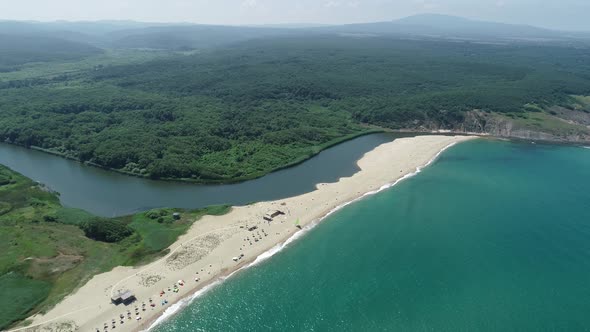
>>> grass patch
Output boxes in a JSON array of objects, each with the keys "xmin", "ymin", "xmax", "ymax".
[
  {"xmin": 0, "ymin": 49, "xmax": 174, "ymax": 82},
  {"xmin": 498, "ymin": 111, "xmax": 590, "ymax": 137},
  {"xmin": 573, "ymin": 95, "xmax": 590, "ymax": 105},
  {"xmin": 54, "ymin": 208, "xmax": 95, "ymax": 226},
  {"xmin": 572, "ymin": 95, "xmax": 590, "ymax": 111},
  {"xmin": 128, "ymin": 205, "xmax": 231, "ymax": 253},
  {"xmin": 0, "ymin": 165, "xmax": 231, "ymax": 329},
  {"xmin": 0, "ymin": 201, "xmax": 12, "ymax": 215},
  {"xmin": 0, "ymin": 272, "xmax": 51, "ymax": 330},
  {"xmin": 523, "ymin": 103, "xmax": 544, "ymax": 113}
]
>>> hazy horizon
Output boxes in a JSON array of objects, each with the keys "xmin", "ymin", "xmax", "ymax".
[{"xmin": 1, "ymin": 0, "xmax": 589, "ymax": 32}]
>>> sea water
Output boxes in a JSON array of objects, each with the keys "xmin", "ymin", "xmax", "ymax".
[{"xmin": 153, "ymin": 140, "xmax": 590, "ymax": 331}]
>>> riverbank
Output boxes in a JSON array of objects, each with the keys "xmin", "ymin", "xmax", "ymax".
[
  {"xmin": 0, "ymin": 163, "xmax": 235, "ymax": 331},
  {"xmin": 0, "ymin": 133, "xmax": 399, "ymax": 217},
  {"xmin": 15, "ymin": 135, "xmax": 475, "ymax": 332},
  {"xmin": 4, "ymin": 129, "xmax": 382, "ymax": 185}
]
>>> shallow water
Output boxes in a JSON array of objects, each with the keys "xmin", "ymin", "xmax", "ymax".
[{"xmin": 153, "ymin": 140, "xmax": 590, "ymax": 331}]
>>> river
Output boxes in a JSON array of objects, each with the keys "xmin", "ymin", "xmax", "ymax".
[{"xmin": 0, "ymin": 133, "xmax": 405, "ymax": 216}]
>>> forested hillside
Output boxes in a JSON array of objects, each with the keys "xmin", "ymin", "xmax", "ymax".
[
  {"xmin": 107, "ymin": 25, "xmax": 291, "ymax": 50},
  {"xmin": 92, "ymin": 36, "xmax": 590, "ymax": 127},
  {"xmin": 0, "ymin": 21, "xmax": 294, "ymax": 52},
  {"xmin": 322, "ymin": 14, "xmax": 574, "ymax": 41},
  {"xmin": 1, "ymin": 35, "xmax": 590, "ymax": 182},
  {"xmin": 0, "ymin": 34, "xmax": 102, "ymax": 71}
]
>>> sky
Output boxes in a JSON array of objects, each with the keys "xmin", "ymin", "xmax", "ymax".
[{"xmin": 1, "ymin": 0, "xmax": 589, "ymax": 31}]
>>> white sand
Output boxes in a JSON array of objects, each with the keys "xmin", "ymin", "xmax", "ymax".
[{"xmin": 14, "ymin": 135, "xmax": 475, "ymax": 332}]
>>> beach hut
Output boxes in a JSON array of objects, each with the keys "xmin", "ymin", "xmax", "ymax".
[
  {"xmin": 271, "ymin": 210, "xmax": 285, "ymax": 218},
  {"xmin": 111, "ymin": 293, "xmax": 123, "ymax": 304},
  {"xmin": 111, "ymin": 290, "xmax": 136, "ymax": 305},
  {"xmin": 173, "ymin": 212, "xmax": 181, "ymax": 220},
  {"xmin": 263, "ymin": 210, "xmax": 285, "ymax": 221},
  {"xmin": 121, "ymin": 290, "xmax": 136, "ymax": 305}
]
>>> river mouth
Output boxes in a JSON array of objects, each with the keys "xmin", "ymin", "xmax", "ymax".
[{"xmin": 0, "ymin": 133, "xmax": 413, "ymax": 216}]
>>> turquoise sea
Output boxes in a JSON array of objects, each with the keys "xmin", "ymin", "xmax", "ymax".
[{"xmin": 153, "ymin": 140, "xmax": 590, "ymax": 331}]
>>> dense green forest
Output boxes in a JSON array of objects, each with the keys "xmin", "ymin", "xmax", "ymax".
[
  {"xmin": 0, "ymin": 164, "xmax": 229, "ymax": 329},
  {"xmin": 0, "ymin": 34, "xmax": 103, "ymax": 72},
  {"xmin": 2, "ymin": 16, "xmax": 590, "ymax": 329},
  {"xmin": 1, "ymin": 35, "xmax": 590, "ymax": 181},
  {"xmin": 107, "ymin": 25, "xmax": 291, "ymax": 50}
]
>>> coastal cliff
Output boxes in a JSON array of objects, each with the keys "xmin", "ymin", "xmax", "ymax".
[
  {"xmin": 460, "ymin": 110, "xmax": 590, "ymax": 142},
  {"xmin": 417, "ymin": 105, "xmax": 590, "ymax": 143}
]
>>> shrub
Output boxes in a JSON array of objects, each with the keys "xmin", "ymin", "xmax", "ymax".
[
  {"xmin": 42, "ymin": 215, "xmax": 58, "ymax": 223},
  {"xmin": 82, "ymin": 218, "xmax": 134, "ymax": 243},
  {"xmin": 0, "ymin": 202, "xmax": 12, "ymax": 215},
  {"xmin": 28, "ymin": 198, "xmax": 46, "ymax": 207},
  {"xmin": 145, "ymin": 209, "xmax": 167, "ymax": 220}
]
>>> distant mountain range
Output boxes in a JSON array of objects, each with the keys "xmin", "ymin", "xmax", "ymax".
[
  {"xmin": 321, "ymin": 14, "xmax": 589, "ymax": 41},
  {"xmin": 1, "ymin": 14, "xmax": 589, "ymax": 52}
]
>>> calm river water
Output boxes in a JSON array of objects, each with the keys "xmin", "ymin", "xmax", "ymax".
[{"xmin": 0, "ymin": 133, "xmax": 405, "ymax": 216}]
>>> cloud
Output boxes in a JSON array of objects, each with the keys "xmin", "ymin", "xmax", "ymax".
[
  {"xmin": 324, "ymin": 1, "xmax": 340, "ymax": 8},
  {"xmin": 241, "ymin": 0, "xmax": 258, "ymax": 8},
  {"xmin": 412, "ymin": 0, "xmax": 439, "ymax": 11},
  {"xmin": 323, "ymin": 1, "xmax": 359, "ymax": 9}
]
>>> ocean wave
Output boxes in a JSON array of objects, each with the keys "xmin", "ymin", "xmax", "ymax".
[
  {"xmin": 145, "ymin": 141, "xmax": 457, "ymax": 331},
  {"xmin": 145, "ymin": 279, "xmax": 223, "ymax": 331}
]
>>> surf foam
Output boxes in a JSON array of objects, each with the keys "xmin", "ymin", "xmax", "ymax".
[{"xmin": 145, "ymin": 141, "xmax": 457, "ymax": 331}]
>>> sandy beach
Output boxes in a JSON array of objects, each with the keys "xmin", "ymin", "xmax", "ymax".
[{"xmin": 12, "ymin": 135, "xmax": 475, "ymax": 332}]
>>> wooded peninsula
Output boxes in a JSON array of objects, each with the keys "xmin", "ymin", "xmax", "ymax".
[{"xmin": 1, "ymin": 29, "xmax": 590, "ymax": 182}]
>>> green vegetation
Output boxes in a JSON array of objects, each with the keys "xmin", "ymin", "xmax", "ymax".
[
  {"xmin": 82, "ymin": 218, "xmax": 134, "ymax": 243},
  {"xmin": 0, "ymin": 34, "xmax": 102, "ymax": 72},
  {"xmin": 1, "ymin": 20, "xmax": 590, "ymax": 329},
  {"xmin": 124, "ymin": 205, "xmax": 230, "ymax": 259},
  {"xmin": 0, "ymin": 49, "xmax": 174, "ymax": 82},
  {"xmin": 0, "ymin": 273, "xmax": 51, "ymax": 329},
  {"xmin": 573, "ymin": 95, "xmax": 590, "ymax": 110},
  {"xmin": 501, "ymin": 111, "xmax": 590, "ymax": 137},
  {"xmin": 1, "ymin": 36, "xmax": 590, "ymax": 182},
  {"xmin": 0, "ymin": 165, "xmax": 230, "ymax": 329},
  {"xmin": 2, "ymin": 18, "xmax": 590, "ymax": 330}
]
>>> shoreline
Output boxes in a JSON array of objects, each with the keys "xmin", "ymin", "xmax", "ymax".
[
  {"xmin": 0, "ymin": 129, "xmax": 382, "ymax": 186},
  {"xmin": 16, "ymin": 135, "xmax": 476, "ymax": 332},
  {"xmin": 142, "ymin": 138, "xmax": 467, "ymax": 331}
]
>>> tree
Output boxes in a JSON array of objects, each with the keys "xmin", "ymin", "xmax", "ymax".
[{"xmin": 82, "ymin": 218, "xmax": 134, "ymax": 243}]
